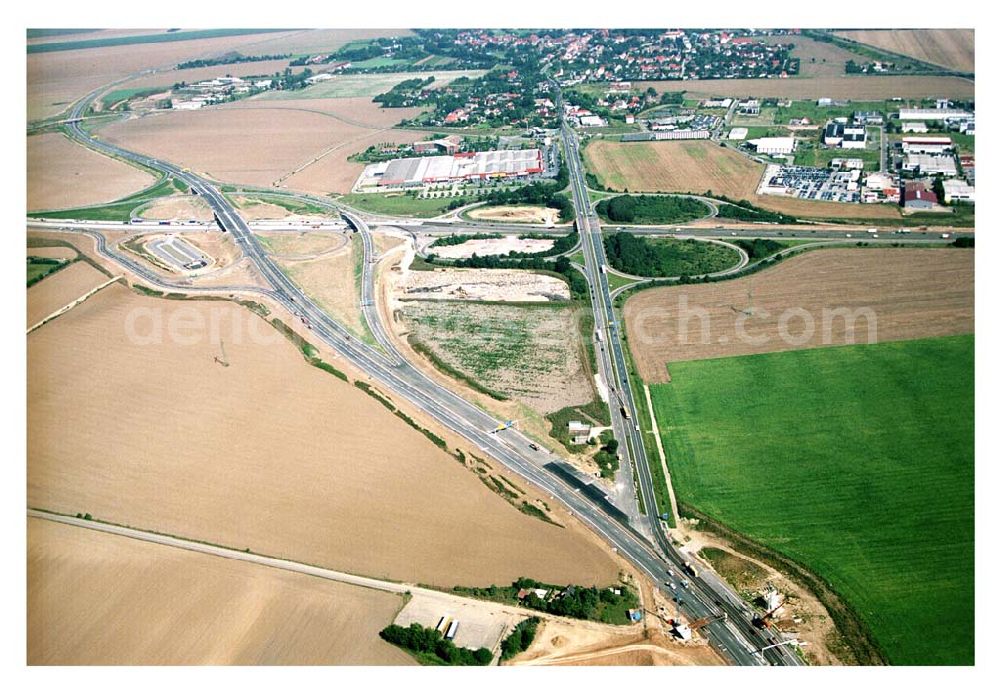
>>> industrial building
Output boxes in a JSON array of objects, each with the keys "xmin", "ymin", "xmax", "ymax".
[
  {"xmin": 902, "ymin": 137, "xmax": 953, "ymax": 154},
  {"xmin": 942, "ymin": 179, "xmax": 975, "ymax": 204},
  {"xmin": 622, "ymin": 129, "xmax": 710, "ymax": 142},
  {"xmin": 902, "ymin": 153, "xmax": 957, "ymax": 176},
  {"xmin": 824, "ymin": 121, "xmax": 867, "ymax": 149},
  {"xmin": 903, "ymin": 185, "xmax": 938, "ymax": 210},
  {"xmin": 355, "ymin": 149, "xmax": 545, "ymax": 191},
  {"xmin": 747, "ymin": 136, "xmax": 795, "ymax": 155},
  {"xmin": 413, "ymin": 135, "xmax": 461, "ymax": 155},
  {"xmin": 898, "ymin": 107, "xmax": 973, "ymax": 121}
]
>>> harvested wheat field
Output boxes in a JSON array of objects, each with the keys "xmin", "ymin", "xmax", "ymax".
[
  {"xmin": 27, "ymin": 285, "xmax": 620, "ymax": 587},
  {"xmin": 509, "ymin": 618, "xmax": 721, "ymax": 666},
  {"xmin": 26, "ymin": 260, "xmax": 110, "ymax": 328},
  {"xmin": 834, "ymin": 29, "xmax": 974, "ymax": 73},
  {"xmin": 279, "ymin": 128, "xmax": 429, "ymax": 195},
  {"xmin": 761, "ymin": 36, "xmax": 864, "ymax": 78},
  {"xmin": 100, "ymin": 108, "xmax": 378, "ymax": 189},
  {"xmin": 584, "ymin": 140, "xmax": 902, "ymax": 220},
  {"xmin": 624, "ymin": 248, "xmax": 974, "ymax": 382},
  {"xmin": 27, "ymin": 518, "xmax": 413, "ymax": 665},
  {"xmin": 27, "ymin": 32, "xmax": 300, "ymax": 121},
  {"xmin": 27, "ymin": 246, "xmax": 77, "ymax": 260},
  {"xmin": 466, "ymin": 205, "xmax": 562, "ymax": 225},
  {"xmin": 238, "ymin": 28, "xmax": 414, "ymax": 58},
  {"xmin": 634, "ymin": 75, "xmax": 975, "ymax": 101},
  {"xmin": 138, "ymin": 195, "xmax": 215, "ymax": 221},
  {"xmin": 228, "ymin": 96, "xmax": 426, "ymax": 130},
  {"xmin": 27, "ymin": 133, "xmax": 156, "ymax": 211}
]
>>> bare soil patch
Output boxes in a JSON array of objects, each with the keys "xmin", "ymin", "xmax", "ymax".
[
  {"xmin": 634, "ymin": 75, "xmax": 975, "ymax": 100},
  {"xmin": 429, "ymin": 236, "xmax": 556, "ymax": 260},
  {"xmin": 26, "ymin": 260, "xmax": 109, "ymax": 328},
  {"xmin": 510, "ymin": 618, "xmax": 721, "ymax": 666},
  {"xmin": 833, "ymin": 29, "xmax": 974, "ymax": 73},
  {"xmin": 584, "ymin": 140, "xmax": 901, "ymax": 220},
  {"xmin": 27, "ymin": 518, "xmax": 413, "ymax": 665},
  {"xmin": 27, "ymin": 133, "xmax": 156, "ymax": 210},
  {"xmin": 399, "ymin": 268, "xmax": 570, "ymax": 303},
  {"xmin": 27, "ymin": 286, "xmax": 621, "ymax": 587},
  {"xmin": 624, "ymin": 248, "xmax": 974, "ymax": 382},
  {"xmin": 466, "ymin": 205, "xmax": 562, "ymax": 225}
]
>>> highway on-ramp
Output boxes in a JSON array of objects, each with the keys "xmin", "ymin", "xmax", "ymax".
[{"xmin": 43, "ymin": 80, "xmax": 809, "ymax": 666}]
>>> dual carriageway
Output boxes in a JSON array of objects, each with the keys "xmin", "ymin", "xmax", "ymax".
[{"xmin": 32, "ymin": 78, "xmax": 965, "ymax": 667}]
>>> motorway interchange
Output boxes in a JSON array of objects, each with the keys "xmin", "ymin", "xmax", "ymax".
[{"xmin": 32, "ymin": 76, "xmax": 968, "ymax": 667}]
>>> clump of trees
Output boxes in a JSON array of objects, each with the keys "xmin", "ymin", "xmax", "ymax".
[
  {"xmin": 604, "ymin": 233, "xmax": 737, "ymax": 278},
  {"xmin": 379, "ymin": 624, "xmax": 493, "ymax": 666},
  {"xmin": 500, "ymin": 617, "xmax": 540, "ymax": 660},
  {"xmin": 590, "ymin": 433, "xmax": 620, "ymax": 479},
  {"xmin": 596, "ymin": 194, "xmax": 708, "ymax": 224},
  {"xmin": 734, "ymin": 238, "xmax": 786, "ymax": 260}
]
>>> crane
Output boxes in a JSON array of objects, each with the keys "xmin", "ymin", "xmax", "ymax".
[{"xmin": 753, "ymin": 600, "xmax": 785, "ymax": 629}]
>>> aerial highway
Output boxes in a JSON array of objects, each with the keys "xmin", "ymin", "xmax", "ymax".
[
  {"xmin": 560, "ymin": 120, "xmax": 805, "ymax": 666},
  {"xmin": 45, "ymin": 79, "xmax": 812, "ymax": 666}
]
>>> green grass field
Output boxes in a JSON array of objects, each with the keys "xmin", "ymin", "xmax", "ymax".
[
  {"xmin": 341, "ymin": 192, "xmax": 457, "ymax": 218},
  {"xmin": 650, "ymin": 335, "xmax": 974, "ymax": 665}
]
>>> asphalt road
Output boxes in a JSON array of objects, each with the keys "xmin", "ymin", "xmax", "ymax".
[
  {"xmin": 561, "ymin": 121, "xmax": 803, "ymax": 667},
  {"xmin": 46, "ymin": 80, "xmax": 814, "ymax": 666}
]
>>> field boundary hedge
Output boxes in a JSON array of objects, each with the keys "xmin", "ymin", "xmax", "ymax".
[{"xmin": 679, "ymin": 502, "xmax": 887, "ymax": 665}]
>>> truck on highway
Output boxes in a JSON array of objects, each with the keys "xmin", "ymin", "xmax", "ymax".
[
  {"xmin": 596, "ymin": 330, "xmax": 603, "ymax": 342},
  {"xmin": 683, "ymin": 560, "xmax": 699, "ymax": 577},
  {"xmin": 620, "ymin": 405, "xmax": 631, "ymax": 421}
]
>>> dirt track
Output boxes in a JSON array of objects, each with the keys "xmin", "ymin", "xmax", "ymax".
[{"xmin": 624, "ymin": 248, "xmax": 974, "ymax": 382}]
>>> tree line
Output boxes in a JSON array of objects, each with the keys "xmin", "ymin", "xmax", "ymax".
[{"xmin": 379, "ymin": 623, "xmax": 493, "ymax": 666}]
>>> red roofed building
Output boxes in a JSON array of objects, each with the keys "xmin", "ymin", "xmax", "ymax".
[{"xmin": 903, "ymin": 186, "xmax": 937, "ymax": 209}]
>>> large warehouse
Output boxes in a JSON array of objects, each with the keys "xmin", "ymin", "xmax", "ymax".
[{"xmin": 355, "ymin": 149, "xmax": 545, "ymax": 191}]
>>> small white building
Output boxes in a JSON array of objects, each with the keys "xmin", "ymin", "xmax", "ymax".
[
  {"xmin": 727, "ymin": 127, "xmax": 748, "ymax": 141},
  {"xmin": 567, "ymin": 421, "xmax": 591, "ymax": 445},
  {"xmin": 579, "ymin": 114, "xmax": 606, "ymax": 127},
  {"xmin": 902, "ymin": 122, "xmax": 929, "ymax": 133},
  {"xmin": 748, "ymin": 136, "xmax": 795, "ymax": 156},
  {"xmin": 942, "ymin": 179, "xmax": 975, "ymax": 204}
]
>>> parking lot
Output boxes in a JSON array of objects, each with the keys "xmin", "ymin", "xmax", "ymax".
[
  {"xmin": 758, "ymin": 164, "xmax": 862, "ymax": 203},
  {"xmin": 393, "ymin": 593, "xmax": 526, "ymax": 654},
  {"xmin": 146, "ymin": 235, "xmax": 211, "ymax": 271}
]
